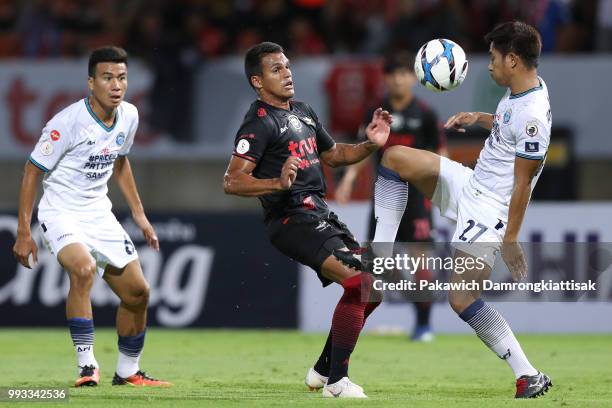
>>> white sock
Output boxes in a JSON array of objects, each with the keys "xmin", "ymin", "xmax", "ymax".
[
  {"xmin": 116, "ymin": 351, "xmax": 141, "ymax": 378},
  {"xmin": 75, "ymin": 344, "xmax": 98, "ymax": 368},
  {"xmin": 461, "ymin": 300, "xmax": 538, "ymax": 379},
  {"xmin": 373, "ymin": 166, "xmax": 408, "ymax": 258}
]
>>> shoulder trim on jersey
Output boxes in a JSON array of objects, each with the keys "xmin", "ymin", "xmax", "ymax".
[
  {"xmin": 509, "ymin": 80, "xmax": 543, "ymax": 99},
  {"xmin": 29, "ymin": 156, "xmax": 50, "ymax": 172},
  {"xmin": 84, "ymin": 97, "xmax": 118, "ymax": 132},
  {"xmin": 516, "ymin": 152, "xmax": 544, "ymax": 160}
]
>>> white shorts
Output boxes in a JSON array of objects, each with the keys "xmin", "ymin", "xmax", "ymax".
[
  {"xmin": 431, "ymin": 156, "xmax": 508, "ymax": 268},
  {"xmin": 39, "ymin": 210, "xmax": 138, "ymax": 276}
]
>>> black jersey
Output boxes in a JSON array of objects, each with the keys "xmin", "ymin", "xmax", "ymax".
[{"xmin": 233, "ymin": 99, "xmax": 336, "ymax": 222}]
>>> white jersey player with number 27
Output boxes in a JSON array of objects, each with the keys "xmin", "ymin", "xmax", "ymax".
[{"xmin": 29, "ymin": 97, "xmax": 139, "ymax": 273}]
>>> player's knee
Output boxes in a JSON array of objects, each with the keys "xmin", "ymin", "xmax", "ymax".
[
  {"xmin": 341, "ymin": 272, "xmax": 377, "ymax": 304},
  {"xmin": 124, "ymin": 283, "xmax": 150, "ymax": 308},
  {"xmin": 68, "ymin": 260, "xmax": 97, "ymax": 291},
  {"xmin": 381, "ymin": 145, "xmax": 410, "ymax": 171}
]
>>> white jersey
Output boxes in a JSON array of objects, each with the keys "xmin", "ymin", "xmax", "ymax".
[
  {"xmin": 30, "ymin": 98, "xmax": 138, "ymax": 216},
  {"xmin": 471, "ymin": 77, "xmax": 551, "ymax": 206}
]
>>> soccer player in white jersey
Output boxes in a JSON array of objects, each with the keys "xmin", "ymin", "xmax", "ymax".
[
  {"xmin": 12, "ymin": 46, "xmax": 171, "ymax": 388},
  {"xmin": 372, "ymin": 22, "xmax": 552, "ymax": 398}
]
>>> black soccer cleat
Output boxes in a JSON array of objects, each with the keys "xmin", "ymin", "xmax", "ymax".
[{"xmin": 515, "ymin": 371, "xmax": 552, "ymax": 398}]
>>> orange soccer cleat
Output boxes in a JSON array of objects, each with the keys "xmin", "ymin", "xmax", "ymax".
[
  {"xmin": 112, "ymin": 370, "xmax": 172, "ymax": 387},
  {"xmin": 75, "ymin": 365, "xmax": 100, "ymax": 387}
]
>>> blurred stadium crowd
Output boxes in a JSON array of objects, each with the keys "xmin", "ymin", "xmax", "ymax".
[{"xmin": 0, "ymin": 0, "xmax": 611, "ymax": 60}]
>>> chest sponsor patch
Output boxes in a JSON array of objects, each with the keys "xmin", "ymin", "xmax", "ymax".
[
  {"xmin": 525, "ymin": 141, "xmax": 539, "ymax": 153},
  {"xmin": 236, "ymin": 139, "xmax": 250, "ymax": 154}
]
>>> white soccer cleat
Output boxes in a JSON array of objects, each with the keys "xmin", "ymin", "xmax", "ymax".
[
  {"xmin": 322, "ymin": 377, "xmax": 367, "ymax": 398},
  {"xmin": 304, "ymin": 367, "xmax": 328, "ymax": 391}
]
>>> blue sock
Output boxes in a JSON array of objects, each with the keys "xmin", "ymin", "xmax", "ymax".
[{"xmin": 68, "ymin": 318, "xmax": 97, "ymax": 367}]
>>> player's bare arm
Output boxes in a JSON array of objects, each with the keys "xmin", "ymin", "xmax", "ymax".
[
  {"xmin": 444, "ymin": 112, "xmax": 494, "ymax": 132},
  {"xmin": 13, "ymin": 161, "xmax": 45, "ymax": 268},
  {"xmin": 321, "ymin": 108, "xmax": 392, "ymax": 167},
  {"xmin": 502, "ymin": 156, "xmax": 542, "ymax": 281},
  {"xmin": 224, "ymin": 155, "xmax": 300, "ymax": 196},
  {"xmin": 113, "ymin": 156, "xmax": 159, "ymax": 251}
]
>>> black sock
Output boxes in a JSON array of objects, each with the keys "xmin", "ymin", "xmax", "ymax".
[
  {"xmin": 313, "ymin": 330, "xmax": 332, "ymax": 376},
  {"xmin": 328, "ymin": 346, "xmax": 352, "ymax": 384},
  {"xmin": 415, "ymin": 302, "xmax": 431, "ymax": 327}
]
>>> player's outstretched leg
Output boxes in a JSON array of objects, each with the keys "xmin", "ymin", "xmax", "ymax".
[
  {"xmin": 59, "ymin": 243, "xmax": 101, "ymax": 387},
  {"xmin": 104, "ymin": 261, "xmax": 171, "ymax": 387},
  {"xmin": 448, "ymin": 252, "xmax": 552, "ymax": 398}
]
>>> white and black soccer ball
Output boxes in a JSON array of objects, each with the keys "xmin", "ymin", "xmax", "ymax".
[{"xmin": 414, "ymin": 39, "xmax": 468, "ymax": 92}]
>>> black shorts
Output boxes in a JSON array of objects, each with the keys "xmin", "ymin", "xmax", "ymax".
[{"xmin": 267, "ymin": 212, "xmax": 360, "ymax": 287}]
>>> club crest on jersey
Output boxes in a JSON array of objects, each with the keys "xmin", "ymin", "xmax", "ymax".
[
  {"xmin": 525, "ymin": 121, "xmax": 538, "ymax": 137},
  {"xmin": 236, "ymin": 139, "xmax": 250, "ymax": 154},
  {"xmin": 115, "ymin": 132, "xmax": 126, "ymax": 146},
  {"xmin": 50, "ymin": 130, "xmax": 61, "ymax": 141},
  {"xmin": 288, "ymin": 115, "xmax": 302, "ymax": 130},
  {"xmin": 503, "ymin": 109, "xmax": 512, "ymax": 124},
  {"xmin": 40, "ymin": 141, "xmax": 54, "ymax": 156}
]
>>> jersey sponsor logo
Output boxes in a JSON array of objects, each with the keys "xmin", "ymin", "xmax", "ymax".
[
  {"xmin": 526, "ymin": 121, "xmax": 539, "ymax": 137},
  {"xmin": 257, "ymin": 107, "xmax": 267, "ymax": 117},
  {"xmin": 87, "ymin": 139, "xmax": 95, "ymax": 145},
  {"xmin": 288, "ymin": 136, "xmax": 320, "ymax": 169},
  {"xmin": 50, "ymin": 130, "xmax": 61, "ymax": 141},
  {"xmin": 525, "ymin": 141, "xmax": 539, "ymax": 152},
  {"xmin": 503, "ymin": 109, "xmax": 512, "ymax": 124},
  {"xmin": 236, "ymin": 139, "xmax": 250, "ymax": 154},
  {"xmin": 288, "ymin": 115, "xmax": 302, "ymax": 130},
  {"xmin": 116, "ymin": 132, "xmax": 126, "ymax": 146},
  {"xmin": 406, "ymin": 118, "xmax": 422, "ymax": 129},
  {"xmin": 57, "ymin": 233, "xmax": 73, "ymax": 242},
  {"xmin": 40, "ymin": 141, "xmax": 54, "ymax": 156}
]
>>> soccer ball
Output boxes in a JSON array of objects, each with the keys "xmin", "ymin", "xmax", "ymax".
[{"xmin": 414, "ymin": 39, "xmax": 468, "ymax": 92}]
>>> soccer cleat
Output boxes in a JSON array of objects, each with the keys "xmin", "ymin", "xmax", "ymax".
[
  {"xmin": 112, "ymin": 370, "xmax": 172, "ymax": 387},
  {"xmin": 304, "ymin": 367, "xmax": 328, "ymax": 391},
  {"xmin": 411, "ymin": 325, "xmax": 435, "ymax": 342},
  {"xmin": 515, "ymin": 371, "xmax": 552, "ymax": 398},
  {"xmin": 75, "ymin": 365, "xmax": 100, "ymax": 387},
  {"xmin": 322, "ymin": 377, "xmax": 367, "ymax": 398}
]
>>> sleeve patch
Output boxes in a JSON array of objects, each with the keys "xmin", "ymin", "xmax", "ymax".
[
  {"xmin": 525, "ymin": 121, "xmax": 539, "ymax": 137},
  {"xmin": 40, "ymin": 141, "xmax": 54, "ymax": 156},
  {"xmin": 236, "ymin": 139, "xmax": 250, "ymax": 154},
  {"xmin": 525, "ymin": 141, "xmax": 539, "ymax": 152}
]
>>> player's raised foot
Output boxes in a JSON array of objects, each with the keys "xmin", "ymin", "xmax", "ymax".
[
  {"xmin": 75, "ymin": 365, "xmax": 100, "ymax": 387},
  {"xmin": 411, "ymin": 325, "xmax": 435, "ymax": 342},
  {"xmin": 322, "ymin": 377, "xmax": 367, "ymax": 398},
  {"xmin": 304, "ymin": 367, "xmax": 328, "ymax": 391},
  {"xmin": 112, "ymin": 370, "xmax": 172, "ymax": 387},
  {"xmin": 515, "ymin": 372, "xmax": 552, "ymax": 398}
]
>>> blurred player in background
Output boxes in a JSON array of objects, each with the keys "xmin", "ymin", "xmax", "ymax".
[
  {"xmin": 335, "ymin": 52, "xmax": 447, "ymax": 342},
  {"xmin": 13, "ymin": 46, "xmax": 170, "ymax": 388},
  {"xmin": 372, "ymin": 22, "xmax": 553, "ymax": 398},
  {"xmin": 224, "ymin": 42, "xmax": 392, "ymax": 398}
]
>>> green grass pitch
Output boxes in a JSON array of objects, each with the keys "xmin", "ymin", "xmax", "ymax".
[{"xmin": 0, "ymin": 329, "xmax": 610, "ymax": 407}]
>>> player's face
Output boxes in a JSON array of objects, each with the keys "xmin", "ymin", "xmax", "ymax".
[
  {"xmin": 255, "ymin": 53, "xmax": 294, "ymax": 101},
  {"xmin": 384, "ymin": 68, "xmax": 416, "ymax": 98},
  {"xmin": 88, "ymin": 62, "xmax": 128, "ymax": 110},
  {"xmin": 488, "ymin": 44, "xmax": 512, "ymax": 87}
]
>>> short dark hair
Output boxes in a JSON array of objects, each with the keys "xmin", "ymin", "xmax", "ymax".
[
  {"xmin": 88, "ymin": 46, "xmax": 128, "ymax": 77},
  {"xmin": 383, "ymin": 51, "xmax": 415, "ymax": 74},
  {"xmin": 244, "ymin": 42, "xmax": 284, "ymax": 89},
  {"xmin": 484, "ymin": 21, "xmax": 542, "ymax": 69}
]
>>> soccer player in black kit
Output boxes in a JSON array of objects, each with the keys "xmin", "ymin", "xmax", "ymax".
[
  {"xmin": 336, "ymin": 52, "xmax": 447, "ymax": 342},
  {"xmin": 224, "ymin": 42, "xmax": 392, "ymax": 398}
]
